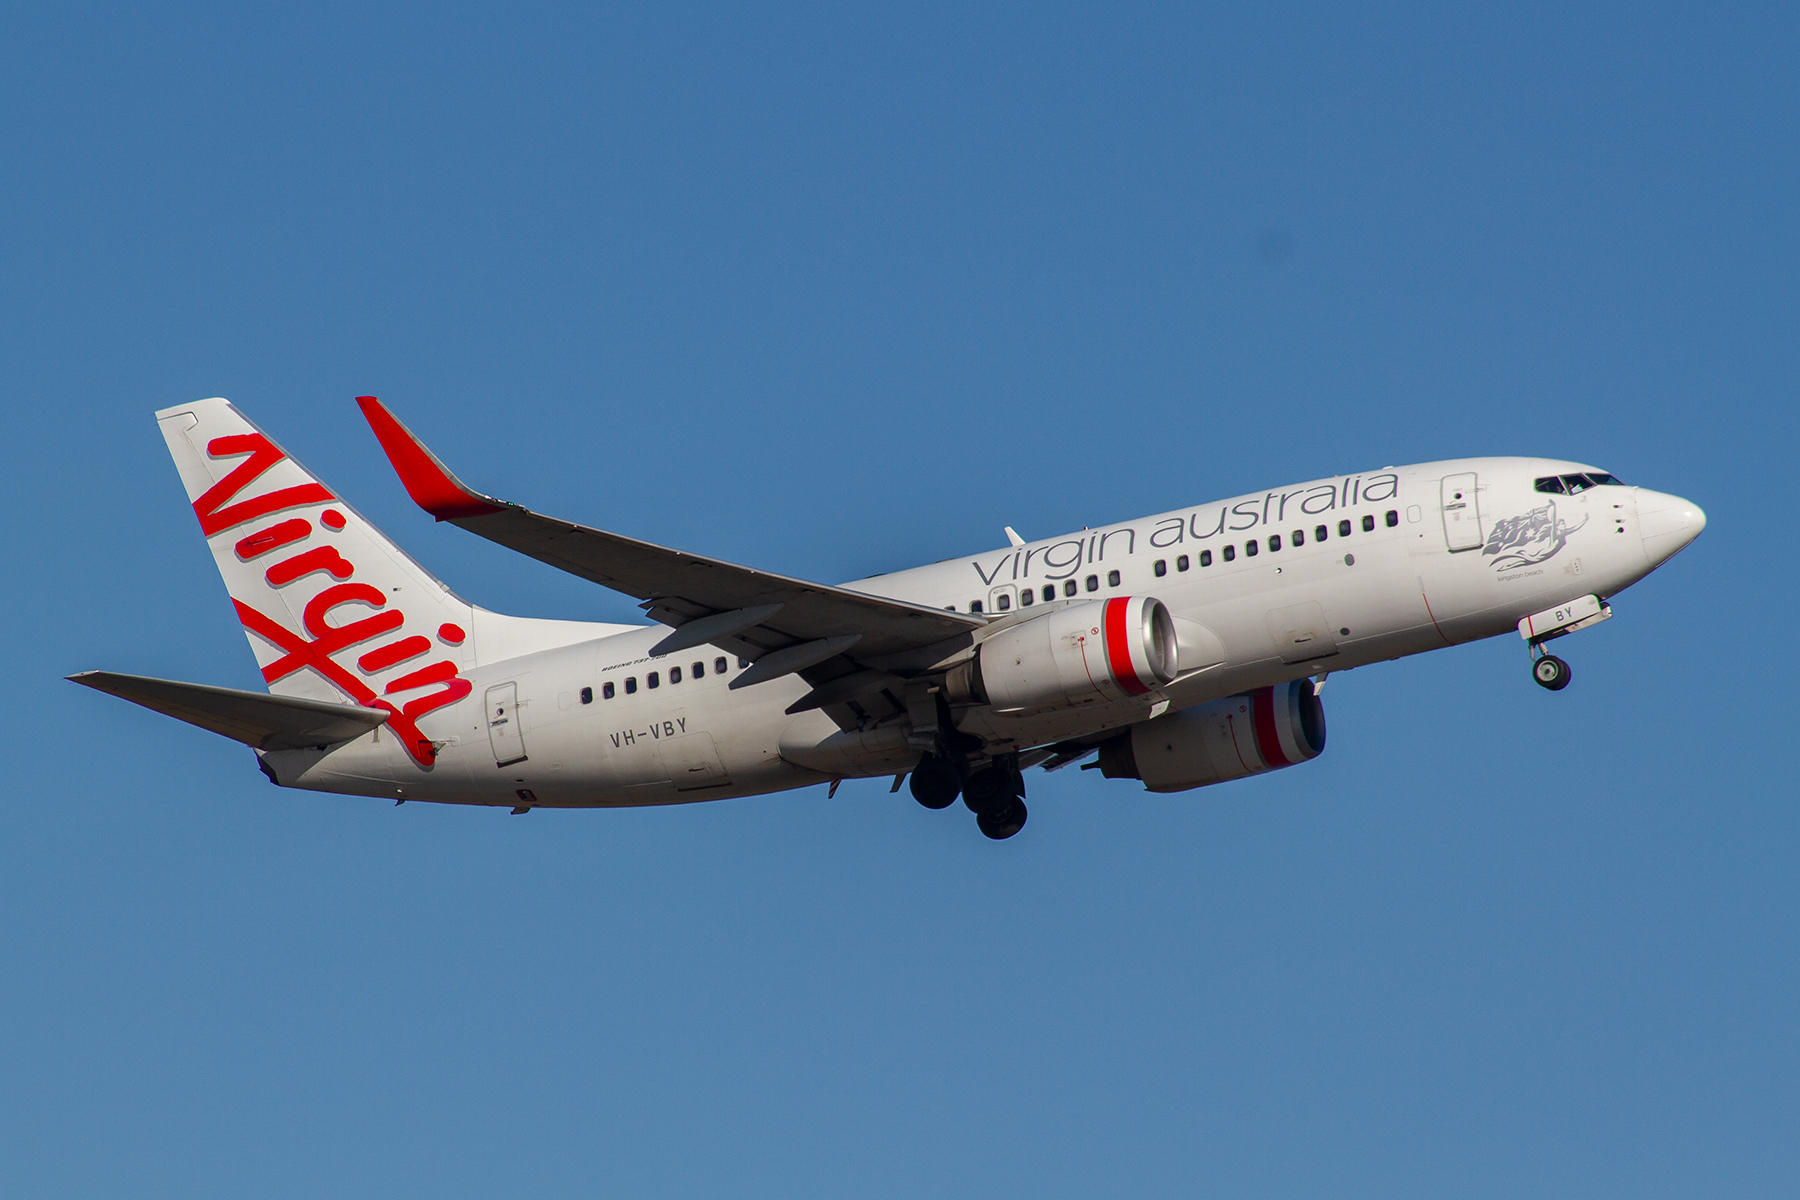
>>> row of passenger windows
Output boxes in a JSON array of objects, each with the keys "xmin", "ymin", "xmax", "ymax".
[
  {"xmin": 571, "ymin": 507, "xmax": 1412, "ymax": 677},
  {"xmin": 1535, "ymin": 472, "xmax": 1624, "ymax": 495},
  {"xmin": 579, "ymin": 655, "xmax": 752, "ymax": 702},
  {"xmin": 967, "ymin": 510, "xmax": 1400, "ymax": 611}
]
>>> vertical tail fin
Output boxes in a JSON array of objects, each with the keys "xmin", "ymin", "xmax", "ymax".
[{"xmin": 157, "ymin": 398, "xmax": 476, "ymax": 764}]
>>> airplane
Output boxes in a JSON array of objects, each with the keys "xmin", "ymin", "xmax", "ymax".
[{"xmin": 70, "ymin": 397, "xmax": 1706, "ymax": 839}]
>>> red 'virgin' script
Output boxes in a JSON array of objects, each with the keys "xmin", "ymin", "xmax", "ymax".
[
  {"xmin": 201, "ymin": 431, "xmax": 472, "ymax": 766},
  {"xmin": 195, "ymin": 435, "xmax": 334, "ymax": 536}
]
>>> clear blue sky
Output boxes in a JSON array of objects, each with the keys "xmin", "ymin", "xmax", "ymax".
[{"xmin": 4, "ymin": 3, "xmax": 1795, "ymax": 1196}]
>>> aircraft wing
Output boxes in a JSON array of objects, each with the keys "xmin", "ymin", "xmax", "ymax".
[{"xmin": 356, "ymin": 398, "xmax": 983, "ymax": 679}]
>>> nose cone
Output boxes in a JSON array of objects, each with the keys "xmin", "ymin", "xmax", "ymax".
[{"xmin": 1637, "ymin": 490, "xmax": 1707, "ymax": 566}]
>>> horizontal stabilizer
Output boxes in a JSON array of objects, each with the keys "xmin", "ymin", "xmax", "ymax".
[{"xmin": 68, "ymin": 671, "xmax": 389, "ymax": 751}]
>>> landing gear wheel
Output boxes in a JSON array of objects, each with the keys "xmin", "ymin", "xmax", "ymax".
[
  {"xmin": 977, "ymin": 798, "xmax": 1027, "ymax": 840},
  {"xmin": 908, "ymin": 754, "xmax": 961, "ymax": 810},
  {"xmin": 962, "ymin": 766, "xmax": 1011, "ymax": 812},
  {"xmin": 1533, "ymin": 655, "xmax": 1572, "ymax": 691}
]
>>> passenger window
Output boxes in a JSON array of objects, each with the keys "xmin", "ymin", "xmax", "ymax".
[
  {"xmin": 1385, "ymin": 509, "xmax": 1399, "ymax": 527},
  {"xmin": 1269, "ymin": 535, "xmax": 1281, "ymax": 551},
  {"xmin": 1361, "ymin": 514, "xmax": 1375, "ymax": 532},
  {"xmin": 669, "ymin": 666, "xmax": 682, "ymax": 683},
  {"xmin": 602, "ymin": 681, "xmax": 615, "ymax": 700},
  {"xmin": 1199, "ymin": 549, "xmax": 1212, "ymax": 566},
  {"xmin": 1085, "ymin": 575, "xmax": 1099, "ymax": 592},
  {"xmin": 1338, "ymin": 519, "xmax": 1352, "ymax": 537},
  {"xmin": 714, "ymin": 657, "xmax": 728, "ymax": 675},
  {"xmin": 1222, "ymin": 545, "xmax": 1235, "ymax": 562},
  {"xmin": 996, "ymin": 593, "xmax": 1011, "ymax": 611},
  {"xmin": 1291, "ymin": 529, "xmax": 1304, "ymax": 546},
  {"xmin": 580, "ymin": 686, "xmax": 593, "ymax": 704},
  {"xmin": 971, "ymin": 600, "xmax": 983, "ymax": 613},
  {"xmin": 1107, "ymin": 569, "xmax": 1121, "ymax": 586},
  {"xmin": 1019, "ymin": 589, "xmax": 1034, "ymax": 607},
  {"xmin": 1535, "ymin": 476, "xmax": 1566, "ymax": 494},
  {"xmin": 625, "ymin": 677, "xmax": 637, "ymax": 695},
  {"xmin": 737, "ymin": 657, "xmax": 751, "ymax": 669},
  {"xmin": 1316, "ymin": 524, "xmax": 1328, "ymax": 542},
  {"xmin": 1154, "ymin": 559, "xmax": 1167, "ymax": 577},
  {"xmin": 693, "ymin": 661, "xmax": 705, "ymax": 679},
  {"xmin": 1176, "ymin": 554, "xmax": 1189, "ymax": 571},
  {"xmin": 1043, "ymin": 585, "xmax": 1055, "ymax": 602},
  {"xmin": 1063, "ymin": 580, "xmax": 1077, "ymax": 597},
  {"xmin": 1245, "ymin": 540, "xmax": 1258, "ymax": 557},
  {"xmin": 647, "ymin": 671, "xmax": 660, "ymax": 689}
]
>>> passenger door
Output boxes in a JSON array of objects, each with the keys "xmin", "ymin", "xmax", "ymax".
[
  {"xmin": 1440, "ymin": 473, "xmax": 1483, "ymax": 552},
  {"xmin": 485, "ymin": 682, "xmax": 528, "ymax": 767}
]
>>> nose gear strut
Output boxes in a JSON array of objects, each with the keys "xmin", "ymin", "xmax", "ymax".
[{"xmin": 1519, "ymin": 594, "xmax": 1610, "ymax": 692}]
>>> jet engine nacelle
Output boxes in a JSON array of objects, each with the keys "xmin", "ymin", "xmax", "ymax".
[
  {"xmin": 971, "ymin": 596, "xmax": 1178, "ymax": 716},
  {"xmin": 1095, "ymin": 679, "xmax": 1326, "ymax": 792}
]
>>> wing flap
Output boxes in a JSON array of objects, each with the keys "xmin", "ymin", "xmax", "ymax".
[{"xmin": 70, "ymin": 671, "xmax": 389, "ymax": 751}]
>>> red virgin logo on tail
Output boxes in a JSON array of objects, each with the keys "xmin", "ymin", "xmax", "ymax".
[
  {"xmin": 198, "ymin": 433, "xmax": 469, "ymax": 766},
  {"xmin": 194, "ymin": 434, "xmax": 335, "ymax": 536}
]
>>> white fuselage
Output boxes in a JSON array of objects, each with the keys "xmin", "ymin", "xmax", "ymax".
[{"xmin": 267, "ymin": 457, "xmax": 1702, "ymax": 807}]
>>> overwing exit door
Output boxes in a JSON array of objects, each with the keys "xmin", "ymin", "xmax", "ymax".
[
  {"xmin": 1265, "ymin": 601, "xmax": 1340, "ymax": 664},
  {"xmin": 1441, "ymin": 473, "xmax": 1483, "ymax": 552},
  {"xmin": 485, "ymin": 682, "xmax": 528, "ymax": 767},
  {"xmin": 659, "ymin": 731, "xmax": 731, "ymax": 791}
]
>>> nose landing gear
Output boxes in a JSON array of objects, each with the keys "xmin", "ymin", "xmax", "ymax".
[
  {"xmin": 1532, "ymin": 654, "xmax": 1572, "ymax": 691},
  {"xmin": 1519, "ymin": 594, "xmax": 1611, "ymax": 693}
]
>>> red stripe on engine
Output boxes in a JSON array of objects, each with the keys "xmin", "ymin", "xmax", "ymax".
[
  {"xmin": 1250, "ymin": 686, "xmax": 1290, "ymax": 768},
  {"xmin": 1104, "ymin": 597, "xmax": 1150, "ymax": 695}
]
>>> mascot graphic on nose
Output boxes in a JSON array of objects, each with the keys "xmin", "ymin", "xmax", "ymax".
[{"xmin": 1483, "ymin": 500, "xmax": 1587, "ymax": 571}]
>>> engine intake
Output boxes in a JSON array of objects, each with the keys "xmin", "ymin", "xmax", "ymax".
[
  {"xmin": 968, "ymin": 596, "xmax": 1177, "ymax": 716},
  {"xmin": 1096, "ymin": 679, "xmax": 1326, "ymax": 792}
]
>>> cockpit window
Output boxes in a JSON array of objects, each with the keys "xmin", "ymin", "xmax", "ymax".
[{"xmin": 1536, "ymin": 472, "xmax": 1625, "ymax": 495}]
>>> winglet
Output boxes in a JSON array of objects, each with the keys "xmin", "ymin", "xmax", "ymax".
[{"xmin": 355, "ymin": 396, "xmax": 511, "ymax": 521}]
